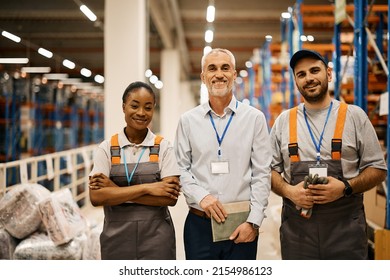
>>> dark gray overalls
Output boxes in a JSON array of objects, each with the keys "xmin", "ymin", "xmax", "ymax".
[
  {"xmin": 99, "ymin": 134, "xmax": 176, "ymax": 260},
  {"xmin": 280, "ymin": 103, "xmax": 368, "ymax": 260}
]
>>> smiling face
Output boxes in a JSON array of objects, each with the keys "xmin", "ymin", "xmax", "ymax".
[
  {"xmin": 122, "ymin": 87, "xmax": 155, "ymax": 133},
  {"xmin": 293, "ymin": 57, "xmax": 332, "ymax": 104},
  {"xmin": 201, "ymin": 51, "xmax": 237, "ymax": 98}
]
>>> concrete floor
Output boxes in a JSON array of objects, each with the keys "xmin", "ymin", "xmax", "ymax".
[{"xmin": 83, "ymin": 192, "xmax": 283, "ymax": 260}]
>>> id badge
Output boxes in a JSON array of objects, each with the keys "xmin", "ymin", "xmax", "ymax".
[
  {"xmin": 308, "ymin": 163, "xmax": 328, "ymax": 177},
  {"xmin": 211, "ymin": 161, "xmax": 229, "ymax": 174}
]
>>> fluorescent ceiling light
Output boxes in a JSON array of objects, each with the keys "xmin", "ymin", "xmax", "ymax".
[
  {"xmin": 38, "ymin": 48, "xmax": 53, "ymax": 58},
  {"xmin": 206, "ymin": 5, "xmax": 215, "ymax": 23},
  {"xmin": 43, "ymin": 73, "xmax": 69, "ymax": 80},
  {"xmin": 145, "ymin": 69, "xmax": 153, "ymax": 78},
  {"xmin": 239, "ymin": 70, "xmax": 248, "ymax": 78},
  {"xmin": 155, "ymin": 80, "xmax": 163, "ymax": 89},
  {"xmin": 94, "ymin": 74, "xmax": 104, "ymax": 84},
  {"xmin": 307, "ymin": 35, "xmax": 315, "ymax": 42},
  {"xmin": 149, "ymin": 75, "xmax": 158, "ymax": 84},
  {"xmin": 62, "ymin": 59, "xmax": 75, "ymax": 69},
  {"xmin": 72, "ymin": 82, "xmax": 94, "ymax": 88},
  {"xmin": 1, "ymin": 31, "xmax": 21, "ymax": 43},
  {"xmin": 80, "ymin": 5, "xmax": 97, "ymax": 22},
  {"xmin": 205, "ymin": 30, "xmax": 214, "ymax": 43},
  {"xmin": 61, "ymin": 78, "xmax": 82, "ymax": 84},
  {"xmin": 203, "ymin": 46, "xmax": 212, "ymax": 55},
  {"xmin": 21, "ymin": 67, "xmax": 51, "ymax": 73},
  {"xmin": 0, "ymin": 58, "xmax": 29, "ymax": 64},
  {"xmin": 80, "ymin": 68, "xmax": 92, "ymax": 77}
]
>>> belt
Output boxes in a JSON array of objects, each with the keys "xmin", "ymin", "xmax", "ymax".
[{"xmin": 189, "ymin": 207, "xmax": 210, "ymax": 219}]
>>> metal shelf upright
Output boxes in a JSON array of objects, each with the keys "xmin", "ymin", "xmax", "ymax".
[{"xmin": 386, "ymin": 0, "xmax": 390, "ymax": 230}]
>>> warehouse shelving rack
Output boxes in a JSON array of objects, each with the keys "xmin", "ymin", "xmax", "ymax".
[{"xmin": 0, "ymin": 73, "xmax": 104, "ymax": 189}]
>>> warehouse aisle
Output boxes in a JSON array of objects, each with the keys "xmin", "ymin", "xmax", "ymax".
[{"xmin": 83, "ymin": 192, "xmax": 283, "ymax": 260}]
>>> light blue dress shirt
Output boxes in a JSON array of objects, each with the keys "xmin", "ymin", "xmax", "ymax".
[{"xmin": 174, "ymin": 95, "xmax": 272, "ymax": 227}]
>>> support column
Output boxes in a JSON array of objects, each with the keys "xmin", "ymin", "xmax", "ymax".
[
  {"xmin": 160, "ymin": 49, "xmax": 181, "ymax": 143},
  {"xmin": 104, "ymin": 0, "xmax": 148, "ymax": 138}
]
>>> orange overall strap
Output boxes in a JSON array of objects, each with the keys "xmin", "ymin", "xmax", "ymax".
[
  {"xmin": 149, "ymin": 135, "xmax": 163, "ymax": 162},
  {"xmin": 110, "ymin": 134, "xmax": 121, "ymax": 164},
  {"xmin": 331, "ymin": 102, "xmax": 348, "ymax": 160},
  {"xmin": 288, "ymin": 106, "xmax": 300, "ymax": 162}
]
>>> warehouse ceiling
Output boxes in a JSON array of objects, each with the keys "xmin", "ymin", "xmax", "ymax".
[{"xmin": 0, "ymin": 0, "xmax": 388, "ymax": 86}]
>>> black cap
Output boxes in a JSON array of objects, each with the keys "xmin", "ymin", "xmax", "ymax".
[{"xmin": 289, "ymin": 49, "xmax": 327, "ymax": 71}]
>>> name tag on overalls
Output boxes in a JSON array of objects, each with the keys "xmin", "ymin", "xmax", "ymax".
[
  {"xmin": 308, "ymin": 163, "xmax": 328, "ymax": 177},
  {"xmin": 211, "ymin": 161, "xmax": 229, "ymax": 174}
]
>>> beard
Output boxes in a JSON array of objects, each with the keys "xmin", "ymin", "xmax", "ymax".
[
  {"xmin": 298, "ymin": 81, "xmax": 328, "ymax": 103},
  {"xmin": 207, "ymin": 83, "xmax": 231, "ymax": 97}
]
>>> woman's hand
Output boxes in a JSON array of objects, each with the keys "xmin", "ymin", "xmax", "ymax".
[
  {"xmin": 146, "ymin": 177, "xmax": 181, "ymax": 199},
  {"xmin": 89, "ymin": 173, "xmax": 117, "ymax": 190}
]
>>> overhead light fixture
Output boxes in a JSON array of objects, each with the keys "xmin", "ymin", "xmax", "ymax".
[
  {"xmin": 265, "ymin": 35, "xmax": 273, "ymax": 42},
  {"xmin": 61, "ymin": 78, "xmax": 82, "ymax": 84},
  {"xmin": 155, "ymin": 80, "xmax": 163, "ymax": 89},
  {"xmin": 245, "ymin": 61, "xmax": 253, "ymax": 68},
  {"xmin": 63, "ymin": 59, "xmax": 76, "ymax": 69},
  {"xmin": 43, "ymin": 73, "xmax": 69, "ymax": 80},
  {"xmin": 1, "ymin": 31, "xmax": 21, "ymax": 43},
  {"xmin": 206, "ymin": 1, "xmax": 215, "ymax": 23},
  {"xmin": 80, "ymin": 68, "xmax": 92, "ymax": 77},
  {"xmin": 71, "ymin": 82, "xmax": 94, "ymax": 89},
  {"xmin": 38, "ymin": 48, "xmax": 53, "ymax": 58},
  {"xmin": 149, "ymin": 75, "xmax": 158, "ymax": 84},
  {"xmin": 94, "ymin": 74, "xmax": 104, "ymax": 84},
  {"xmin": 21, "ymin": 67, "xmax": 51, "ymax": 73},
  {"xmin": 281, "ymin": 12, "xmax": 291, "ymax": 19},
  {"xmin": 239, "ymin": 70, "xmax": 248, "ymax": 78},
  {"xmin": 145, "ymin": 69, "xmax": 153, "ymax": 78},
  {"xmin": 80, "ymin": 5, "xmax": 97, "ymax": 22},
  {"xmin": 203, "ymin": 46, "xmax": 212, "ymax": 55},
  {"xmin": 205, "ymin": 29, "xmax": 214, "ymax": 43},
  {"xmin": 0, "ymin": 58, "xmax": 29, "ymax": 64}
]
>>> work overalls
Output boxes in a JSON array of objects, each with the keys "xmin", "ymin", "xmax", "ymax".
[
  {"xmin": 280, "ymin": 102, "xmax": 368, "ymax": 259},
  {"xmin": 100, "ymin": 134, "xmax": 176, "ymax": 260}
]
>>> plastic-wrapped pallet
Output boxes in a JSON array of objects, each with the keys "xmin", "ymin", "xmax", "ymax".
[
  {"xmin": 82, "ymin": 223, "xmax": 102, "ymax": 260},
  {"xmin": 0, "ymin": 226, "xmax": 18, "ymax": 259},
  {"xmin": 13, "ymin": 232, "xmax": 83, "ymax": 260},
  {"xmin": 0, "ymin": 183, "xmax": 51, "ymax": 239},
  {"xmin": 38, "ymin": 188, "xmax": 88, "ymax": 245}
]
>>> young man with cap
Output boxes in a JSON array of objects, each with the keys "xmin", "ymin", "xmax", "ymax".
[{"xmin": 270, "ymin": 49, "xmax": 387, "ymax": 259}]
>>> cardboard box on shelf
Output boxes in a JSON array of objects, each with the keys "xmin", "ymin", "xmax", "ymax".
[
  {"xmin": 364, "ymin": 184, "xmax": 387, "ymax": 228},
  {"xmin": 375, "ymin": 229, "xmax": 390, "ymax": 260}
]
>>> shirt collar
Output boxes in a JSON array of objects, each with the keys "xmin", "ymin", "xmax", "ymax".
[
  {"xmin": 118, "ymin": 128, "xmax": 156, "ymax": 148},
  {"xmin": 202, "ymin": 95, "xmax": 238, "ymax": 117}
]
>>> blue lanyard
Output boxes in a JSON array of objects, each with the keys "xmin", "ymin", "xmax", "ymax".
[
  {"xmin": 122, "ymin": 146, "xmax": 147, "ymax": 185},
  {"xmin": 303, "ymin": 101, "xmax": 333, "ymax": 163},
  {"xmin": 209, "ymin": 101, "xmax": 237, "ymax": 157}
]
